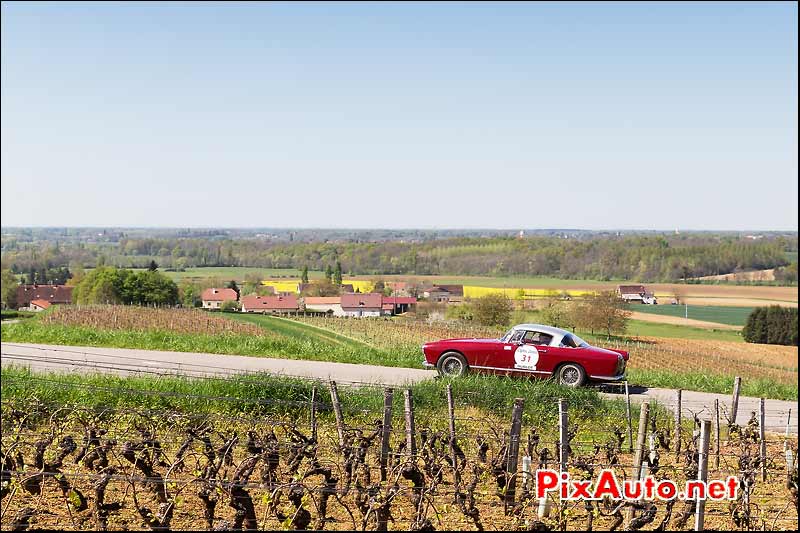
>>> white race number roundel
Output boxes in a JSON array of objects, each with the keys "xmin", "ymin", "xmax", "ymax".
[{"xmin": 514, "ymin": 345, "xmax": 539, "ymax": 370}]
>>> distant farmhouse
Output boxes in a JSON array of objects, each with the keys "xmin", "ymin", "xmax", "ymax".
[
  {"xmin": 16, "ymin": 284, "xmax": 73, "ymax": 310},
  {"xmin": 341, "ymin": 293, "xmax": 383, "ymax": 317},
  {"xmin": 617, "ymin": 285, "xmax": 657, "ymax": 305},
  {"xmin": 29, "ymin": 299, "xmax": 53, "ymax": 312},
  {"xmin": 241, "ymin": 294, "xmax": 299, "ymax": 314},
  {"xmin": 382, "ymin": 296, "xmax": 416, "ymax": 314},
  {"xmin": 303, "ymin": 296, "xmax": 344, "ymax": 316},
  {"xmin": 422, "ymin": 284, "xmax": 464, "ymax": 304},
  {"xmin": 201, "ymin": 288, "xmax": 238, "ymax": 309}
]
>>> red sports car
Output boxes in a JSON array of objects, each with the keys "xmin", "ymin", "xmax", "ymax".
[{"xmin": 421, "ymin": 323, "xmax": 628, "ymax": 387}]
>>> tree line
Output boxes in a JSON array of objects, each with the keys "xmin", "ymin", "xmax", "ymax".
[
  {"xmin": 71, "ymin": 267, "xmax": 179, "ymax": 306},
  {"xmin": 2, "ymin": 234, "xmax": 795, "ymax": 283}
]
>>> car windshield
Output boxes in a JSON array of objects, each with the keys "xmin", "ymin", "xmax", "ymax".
[
  {"xmin": 500, "ymin": 329, "xmax": 514, "ymax": 342},
  {"xmin": 561, "ymin": 333, "xmax": 589, "ymax": 348}
]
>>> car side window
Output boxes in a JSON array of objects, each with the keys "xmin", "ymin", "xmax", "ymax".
[
  {"xmin": 560, "ymin": 334, "xmax": 579, "ymax": 348},
  {"xmin": 522, "ymin": 331, "xmax": 553, "ymax": 346},
  {"xmin": 509, "ymin": 330, "xmax": 525, "ymax": 343}
]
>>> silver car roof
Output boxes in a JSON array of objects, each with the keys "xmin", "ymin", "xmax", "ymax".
[
  {"xmin": 512, "ymin": 323, "xmax": 571, "ymax": 336},
  {"xmin": 510, "ymin": 323, "xmax": 572, "ymax": 342}
]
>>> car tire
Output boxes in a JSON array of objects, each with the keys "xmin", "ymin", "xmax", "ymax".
[
  {"xmin": 556, "ymin": 363, "xmax": 586, "ymax": 388},
  {"xmin": 436, "ymin": 352, "xmax": 469, "ymax": 378}
]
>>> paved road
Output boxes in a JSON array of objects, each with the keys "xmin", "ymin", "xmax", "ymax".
[{"xmin": 2, "ymin": 342, "xmax": 796, "ymax": 434}]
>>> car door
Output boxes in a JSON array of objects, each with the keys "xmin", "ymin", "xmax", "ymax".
[
  {"xmin": 512, "ymin": 330, "xmax": 558, "ymax": 375},
  {"xmin": 484, "ymin": 329, "xmax": 524, "ymax": 370}
]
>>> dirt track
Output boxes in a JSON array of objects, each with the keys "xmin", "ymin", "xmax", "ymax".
[{"xmin": 629, "ymin": 311, "xmax": 742, "ymax": 330}]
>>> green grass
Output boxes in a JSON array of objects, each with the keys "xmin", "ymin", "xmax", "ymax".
[
  {"xmin": 633, "ymin": 305, "xmax": 752, "ymax": 326},
  {"xmin": 227, "ymin": 313, "xmax": 371, "ymax": 350},
  {"xmin": 0, "ymin": 365, "xmax": 623, "ymax": 426},
  {"xmin": 1, "ymin": 309, "xmax": 35, "ymax": 320},
  {"xmin": 627, "ymin": 368, "xmax": 797, "ymax": 401}
]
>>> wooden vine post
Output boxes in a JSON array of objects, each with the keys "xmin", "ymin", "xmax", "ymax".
[
  {"xmin": 328, "ymin": 380, "xmax": 346, "ymax": 452},
  {"xmin": 505, "ymin": 397, "xmax": 525, "ymax": 512},
  {"xmin": 380, "ymin": 388, "xmax": 394, "ymax": 482}
]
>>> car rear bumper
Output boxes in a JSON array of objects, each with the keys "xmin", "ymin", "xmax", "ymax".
[
  {"xmin": 589, "ymin": 373, "xmax": 626, "ymax": 382},
  {"xmin": 422, "ymin": 359, "xmax": 435, "ymax": 369}
]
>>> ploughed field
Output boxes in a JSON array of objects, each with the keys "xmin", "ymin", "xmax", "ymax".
[{"xmin": 2, "ymin": 306, "xmax": 797, "ymax": 399}]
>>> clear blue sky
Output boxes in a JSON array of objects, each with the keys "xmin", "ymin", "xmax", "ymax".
[{"xmin": 1, "ymin": 1, "xmax": 797, "ymax": 230}]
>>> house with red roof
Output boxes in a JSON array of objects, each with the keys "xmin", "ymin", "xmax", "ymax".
[
  {"xmin": 16, "ymin": 284, "xmax": 72, "ymax": 310},
  {"xmin": 29, "ymin": 299, "xmax": 53, "ymax": 312},
  {"xmin": 241, "ymin": 294, "xmax": 299, "ymax": 314},
  {"xmin": 617, "ymin": 285, "xmax": 657, "ymax": 305},
  {"xmin": 303, "ymin": 296, "xmax": 343, "ymax": 316},
  {"xmin": 341, "ymin": 293, "xmax": 383, "ymax": 317},
  {"xmin": 201, "ymin": 288, "xmax": 238, "ymax": 309},
  {"xmin": 382, "ymin": 296, "xmax": 417, "ymax": 314}
]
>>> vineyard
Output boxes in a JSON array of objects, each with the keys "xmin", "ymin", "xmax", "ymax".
[
  {"xmin": 39, "ymin": 306, "xmax": 271, "ymax": 338},
  {"xmin": 1, "ymin": 373, "xmax": 797, "ymax": 531}
]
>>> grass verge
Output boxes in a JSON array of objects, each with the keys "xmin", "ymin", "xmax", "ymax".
[
  {"xmin": 627, "ymin": 368, "xmax": 797, "ymax": 401},
  {"xmin": 0, "ymin": 365, "xmax": 625, "ymax": 428}
]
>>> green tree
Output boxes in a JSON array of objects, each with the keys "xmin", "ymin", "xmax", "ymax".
[
  {"xmin": 242, "ymin": 272, "xmax": 263, "ymax": 296},
  {"xmin": 472, "ymin": 293, "xmax": 513, "ymax": 327},
  {"xmin": 569, "ymin": 299, "xmax": 597, "ymax": 334},
  {"xmin": 1, "ymin": 269, "xmax": 20, "ymax": 309},
  {"xmin": 73, "ymin": 266, "xmax": 178, "ymax": 306},
  {"xmin": 325, "ymin": 265, "xmax": 333, "ymax": 283},
  {"xmin": 744, "ymin": 306, "xmax": 798, "ymax": 346},
  {"xmin": 584, "ymin": 291, "xmax": 630, "ymax": 337},
  {"xmin": 333, "ymin": 261, "xmax": 343, "ymax": 286},
  {"xmin": 226, "ymin": 280, "xmax": 240, "ymax": 299},
  {"xmin": 539, "ymin": 298, "xmax": 574, "ymax": 330},
  {"xmin": 221, "ymin": 299, "xmax": 241, "ymax": 312},
  {"xmin": 301, "ymin": 266, "xmax": 309, "ymax": 284},
  {"xmin": 301, "ymin": 279, "xmax": 340, "ymax": 297},
  {"xmin": 178, "ymin": 280, "xmax": 200, "ymax": 308}
]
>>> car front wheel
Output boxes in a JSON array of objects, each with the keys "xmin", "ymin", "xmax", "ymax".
[
  {"xmin": 436, "ymin": 352, "xmax": 469, "ymax": 378},
  {"xmin": 557, "ymin": 363, "xmax": 586, "ymax": 388}
]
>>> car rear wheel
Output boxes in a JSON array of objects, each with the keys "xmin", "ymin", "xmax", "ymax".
[
  {"xmin": 436, "ymin": 352, "xmax": 469, "ymax": 378},
  {"xmin": 557, "ymin": 363, "xmax": 586, "ymax": 388}
]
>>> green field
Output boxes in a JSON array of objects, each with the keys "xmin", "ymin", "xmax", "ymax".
[
  {"xmin": 128, "ymin": 267, "xmax": 324, "ymax": 282},
  {"xmin": 633, "ymin": 304, "xmax": 753, "ymax": 327},
  {"xmin": 622, "ymin": 320, "xmax": 743, "ymax": 341}
]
